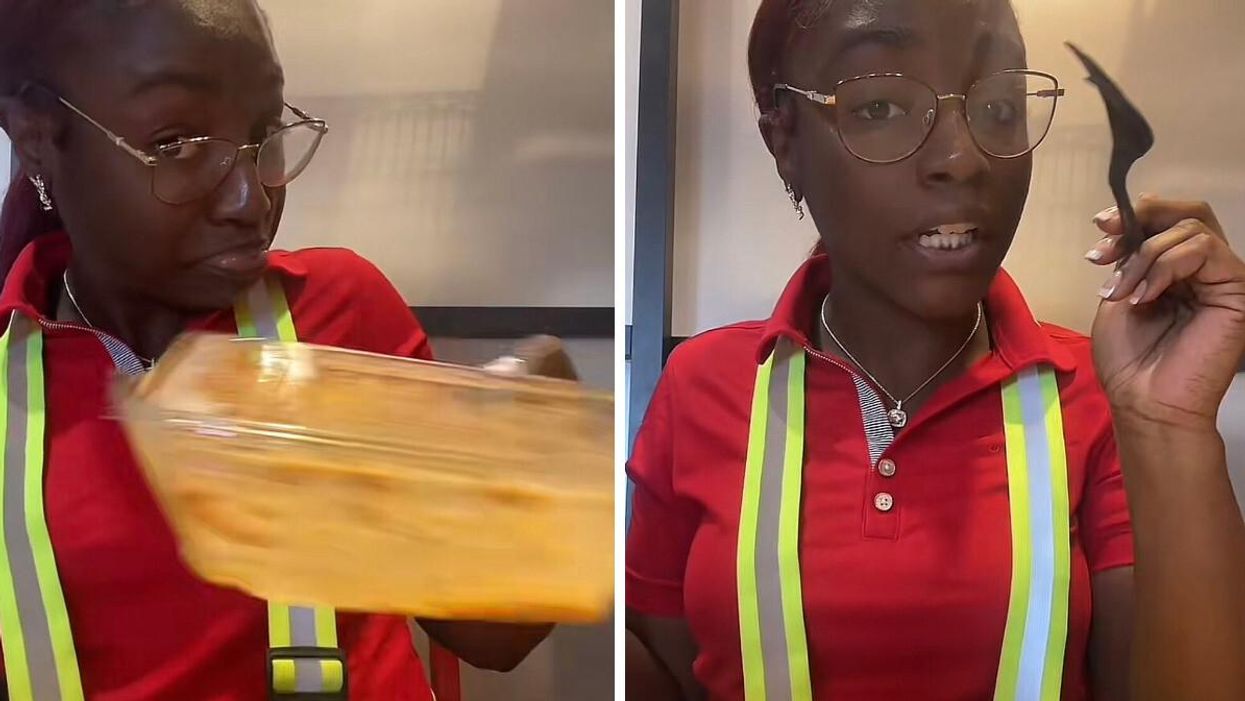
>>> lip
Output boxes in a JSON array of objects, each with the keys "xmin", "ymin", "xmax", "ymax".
[
  {"xmin": 903, "ymin": 221, "xmax": 990, "ymax": 273},
  {"xmin": 200, "ymin": 244, "xmax": 270, "ymax": 277}
]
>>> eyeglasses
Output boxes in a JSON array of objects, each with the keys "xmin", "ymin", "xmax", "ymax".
[
  {"xmin": 775, "ymin": 69, "xmax": 1064, "ymax": 164},
  {"xmin": 54, "ymin": 93, "xmax": 329, "ymax": 205}
]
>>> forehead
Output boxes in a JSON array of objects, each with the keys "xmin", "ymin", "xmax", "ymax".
[
  {"xmin": 62, "ymin": 0, "xmax": 280, "ymax": 97},
  {"xmin": 789, "ymin": 0, "xmax": 1025, "ymax": 76}
]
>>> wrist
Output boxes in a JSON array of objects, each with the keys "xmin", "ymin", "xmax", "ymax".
[{"xmin": 1109, "ymin": 401, "xmax": 1221, "ymax": 439}]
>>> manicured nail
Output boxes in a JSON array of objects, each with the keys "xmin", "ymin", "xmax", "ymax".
[
  {"xmin": 1099, "ymin": 270, "xmax": 1122, "ymax": 299},
  {"xmin": 1093, "ymin": 206, "xmax": 1118, "ymax": 225},
  {"xmin": 1084, "ymin": 237, "xmax": 1113, "ymax": 261},
  {"xmin": 1130, "ymin": 280, "xmax": 1148, "ymax": 305}
]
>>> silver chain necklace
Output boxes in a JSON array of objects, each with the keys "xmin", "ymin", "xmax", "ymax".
[
  {"xmin": 819, "ymin": 294, "xmax": 983, "ymax": 429},
  {"xmin": 62, "ymin": 270, "xmax": 156, "ymax": 367}
]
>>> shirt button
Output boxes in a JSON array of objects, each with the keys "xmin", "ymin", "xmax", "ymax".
[
  {"xmin": 877, "ymin": 459, "xmax": 897, "ymax": 478},
  {"xmin": 874, "ymin": 492, "xmax": 894, "ymax": 513}
]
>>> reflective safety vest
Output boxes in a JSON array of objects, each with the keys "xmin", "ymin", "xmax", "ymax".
[
  {"xmin": 0, "ymin": 275, "xmax": 347, "ymax": 701},
  {"xmin": 737, "ymin": 340, "xmax": 1072, "ymax": 701}
]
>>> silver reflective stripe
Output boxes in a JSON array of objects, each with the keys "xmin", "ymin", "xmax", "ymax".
[
  {"xmin": 288, "ymin": 605, "xmax": 324, "ymax": 691},
  {"xmin": 294, "ymin": 659, "xmax": 325, "ymax": 693},
  {"xmin": 754, "ymin": 347, "xmax": 794, "ymax": 701},
  {"xmin": 246, "ymin": 278, "xmax": 280, "ymax": 340},
  {"xmin": 1015, "ymin": 368, "xmax": 1059, "ymax": 700},
  {"xmin": 2, "ymin": 316, "xmax": 62, "ymax": 701}
]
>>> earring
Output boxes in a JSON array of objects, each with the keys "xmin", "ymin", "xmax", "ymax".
[
  {"xmin": 29, "ymin": 175, "xmax": 53, "ymax": 212},
  {"xmin": 785, "ymin": 182, "xmax": 805, "ymax": 220}
]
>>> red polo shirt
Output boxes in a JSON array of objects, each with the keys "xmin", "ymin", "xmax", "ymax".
[
  {"xmin": 626, "ymin": 256, "xmax": 1134, "ymax": 701},
  {"xmin": 0, "ymin": 233, "xmax": 435, "ymax": 700}
]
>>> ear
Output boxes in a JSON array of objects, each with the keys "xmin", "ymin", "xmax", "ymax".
[
  {"xmin": 758, "ymin": 102, "xmax": 802, "ymax": 202},
  {"xmin": 0, "ymin": 92, "xmax": 62, "ymax": 179}
]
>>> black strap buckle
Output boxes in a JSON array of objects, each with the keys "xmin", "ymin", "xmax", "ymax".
[{"xmin": 267, "ymin": 646, "xmax": 349, "ymax": 701}]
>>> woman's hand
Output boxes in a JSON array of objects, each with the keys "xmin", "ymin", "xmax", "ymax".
[
  {"xmin": 484, "ymin": 335, "xmax": 579, "ymax": 381},
  {"xmin": 1085, "ymin": 195, "xmax": 1245, "ymax": 430}
]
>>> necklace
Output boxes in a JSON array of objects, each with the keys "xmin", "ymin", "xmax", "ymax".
[
  {"xmin": 819, "ymin": 294, "xmax": 983, "ymax": 429},
  {"xmin": 62, "ymin": 270, "xmax": 156, "ymax": 367}
]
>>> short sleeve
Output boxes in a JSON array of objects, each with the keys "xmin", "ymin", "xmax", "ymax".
[
  {"xmin": 1079, "ymin": 417, "xmax": 1135, "ymax": 573},
  {"xmin": 626, "ymin": 367, "xmax": 699, "ymax": 617}
]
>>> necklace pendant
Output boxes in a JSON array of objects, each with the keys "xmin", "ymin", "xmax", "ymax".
[{"xmin": 887, "ymin": 407, "xmax": 908, "ymax": 429}]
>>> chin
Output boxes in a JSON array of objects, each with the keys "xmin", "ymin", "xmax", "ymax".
[{"xmin": 901, "ymin": 273, "xmax": 995, "ymax": 321}]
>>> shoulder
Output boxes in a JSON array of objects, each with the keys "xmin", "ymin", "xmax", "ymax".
[
  {"xmin": 665, "ymin": 320, "xmax": 767, "ymax": 376},
  {"xmin": 1038, "ymin": 321, "xmax": 1114, "ymax": 424},
  {"xmin": 266, "ymin": 248, "xmax": 430, "ymax": 358},
  {"xmin": 268, "ymin": 247, "xmax": 394, "ymax": 301},
  {"xmin": 655, "ymin": 320, "xmax": 770, "ymax": 406}
]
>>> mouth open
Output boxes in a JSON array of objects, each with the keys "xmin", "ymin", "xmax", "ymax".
[
  {"xmin": 916, "ymin": 223, "xmax": 980, "ymax": 251},
  {"xmin": 907, "ymin": 222, "xmax": 988, "ymax": 273}
]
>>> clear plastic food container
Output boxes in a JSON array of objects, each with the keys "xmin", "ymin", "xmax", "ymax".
[{"xmin": 116, "ymin": 333, "xmax": 614, "ymax": 623}]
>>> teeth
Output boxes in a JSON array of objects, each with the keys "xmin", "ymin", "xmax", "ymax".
[
  {"xmin": 918, "ymin": 230, "xmax": 976, "ymax": 250},
  {"xmin": 936, "ymin": 224, "xmax": 976, "ymax": 235}
]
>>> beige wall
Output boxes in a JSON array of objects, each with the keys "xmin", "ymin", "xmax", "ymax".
[
  {"xmin": 263, "ymin": 0, "xmax": 614, "ymax": 308},
  {"xmin": 261, "ymin": 2, "xmax": 615, "ymax": 699},
  {"xmin": 661, "ymin": 0, "xmax": 1245, "ymax": 336}
]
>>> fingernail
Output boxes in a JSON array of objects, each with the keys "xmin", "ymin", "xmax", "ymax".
[
  {"xmin": 1130, "ymin": 280, "xmax": 1148, "ymax": 305},
  {"xmin": 1085, "ymin": 237, "xmax": 1114, "ymax": 261},
  {"xmin": 1099, "ymin": 270, "xmax": 1122, "ymax": 299},
  {"xmin": 1093, "ymin": 206, "xmax": 1118, "ymax": 225}
]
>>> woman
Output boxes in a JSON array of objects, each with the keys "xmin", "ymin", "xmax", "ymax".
[
  {"xmin": 625, "ymin": 1, "xmax": 1245, "ymax": 700},
  {"xmin": 0, "ymin": 1, "xmax": 556, "ymax": 698}
]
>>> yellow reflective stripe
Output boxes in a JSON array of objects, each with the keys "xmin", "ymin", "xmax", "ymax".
[
  {"xmin": 777, "ymin": 351, "xmax": 811, "ymax": 701},
  {"xmin": 23, "ymin": 328, "xmax": 83, "ymax": 701},
  {"xmin": 737, "ymin": 354, "xmax": 773, "ymax": 701},
  {"xmin": 0, "ymin": 322, "xmax": 32, "ymax": 701},
  {"xmin": 234, "ymin": 289, "xmax": 258, "ymax": 338},
  {"xmin": 271, "ymin": 658, "xmax": 298, "ymax": 693},
  {"xmin": 314, "ymin": 606, "xmax": 338, "ymax": 647},
  {"xmin": 268, "ymin": 602, "xmax": 292, "ymax": 647},
  {"xmin": 320, "ymin": 659, "xmax": 345, "ymax": 692},
  {"xmin": 265, "ymin": 276, "xmax": 298, "ymax": 343},
  {"xmin": 1039, "ymin": 370, "xmax": 1071, "ymax": 700},
  {"xmin": 995, "ymin": 374, "xmax": 1034, "ymax": 701}
]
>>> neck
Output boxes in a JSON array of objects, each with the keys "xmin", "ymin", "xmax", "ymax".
[
  {"xmin": 60, "ymin": 261, "xmax": 191, "ymax": 362},
  {"xmin": 814, "ymin": 272, "xmax": 991, "ymax": 409}
]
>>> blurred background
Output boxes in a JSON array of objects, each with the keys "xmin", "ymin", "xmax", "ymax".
[
  {"xmin": 626, "ymin": 0, "xmax": 1245, "ymax": 511},
  {"xmin": 4, "ymin": 1, "xmax": 615, "ymax": 699},
  {"xmin": 260, "ymin": 2, "xmax": 615, "ymax": 698}
]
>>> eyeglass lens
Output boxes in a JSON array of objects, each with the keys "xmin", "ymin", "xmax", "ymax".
[
  {"xmin": 833, "ymin": 72, "xmax": 1059, "ymax": 163},
  {"xmin": 151, "ymin": 121, "xmax": 326, "ymax": 205}
]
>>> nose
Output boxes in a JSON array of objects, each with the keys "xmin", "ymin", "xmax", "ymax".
[
  {"xmin": 207, "ymin": 147, "xmax": 272, "ymax": 227},
  {"xmin": 915, "ymin": 98, "xmax": 990, "ymax": 187}
]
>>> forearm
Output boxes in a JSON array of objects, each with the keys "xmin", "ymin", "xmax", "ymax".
[
  {"xmin": 1115, "ymin": 419, "xmax": 1245, "ymax": 701},
  {"xmin": 416, "ymin": 619, "xmax": 553, "ymax": 672}
]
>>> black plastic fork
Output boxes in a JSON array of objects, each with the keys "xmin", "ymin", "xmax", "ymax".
[{"xmin": 1066, "ymin": 42, "xmax": 1156, "ymax": 257}]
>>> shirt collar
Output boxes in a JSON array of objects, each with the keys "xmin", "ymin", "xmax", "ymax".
[
  {"xmin": 0, "ymin": 231, "xmax": 309, "ymax": 321},
  {"xmin": 756, "ymin": 254, "xmax": 1076, "ymax": 373}
]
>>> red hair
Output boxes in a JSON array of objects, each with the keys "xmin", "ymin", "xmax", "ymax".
[
  {"xmin": 0, "ymin": 1, "xmax": 80, "ymax": 285},
  {"xmin": 0, "ymin": 173, "xmax": 62, "ymax": 282},
  {"xmin": 748, "ymin": 1, "xmax": 836, "ymax": 114}
]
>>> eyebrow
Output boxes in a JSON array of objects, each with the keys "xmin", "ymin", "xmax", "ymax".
[
  {"xmin": 129, "ymin": 69, "xmax": 221, "ymax": 97},
  {"xmin": 829, "ymin": 25, "xmax": 920, "ymax": 62}
]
